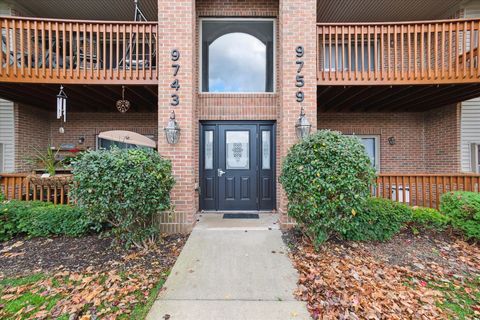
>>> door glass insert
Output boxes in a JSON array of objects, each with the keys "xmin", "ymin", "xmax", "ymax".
[
  {"xmin": 205, "ymin": 130, "xmax": 214, "ymax": 170},
  {"xmin": 226, "ymin": 131, "xmax": 249, "ymax": 169},
  {"xmin": 262, "ymin": 131, "xmax": 271, "ymax": 169}
]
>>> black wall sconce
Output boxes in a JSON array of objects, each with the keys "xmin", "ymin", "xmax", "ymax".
[
  {"xmin": 388, "ymin": 136, "xmax": 396, "ymax": 145},
  {"xmin": 78, "ymin": 136, "xmax": 85, "ymax": 145}
]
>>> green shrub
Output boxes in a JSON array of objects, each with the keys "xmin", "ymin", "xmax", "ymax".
[
  {"xmin": 1, "ymin": 201, "xmax": 48, "ymax": 241},
  {"xmin": 15, "ymin": 205, "xmax": 97, "ymax": 237},
  {"xmin": 441, "ymin": 191, "xmax": 480, "ymax": 240},
  {"xmin": 339, "ymin": 197, "xmax": 412, "ymax": 242},
  {"xmin": 279, "ymin": 130, "xmax": 377, "ymax": 245},
  {"xmin": 71, "ymin": 148, "xmax": 175, "ymax": 248},
  {"xmin": 410, "ymin": 207, "xmax": 450, "ymax": 231},
  {"xmin": 0, "ymin": 201, "xmax": 97, "ymax": 241},
  {"xmin": 0, "ymin": 206, "xmax": 15, "ymax": 241}
]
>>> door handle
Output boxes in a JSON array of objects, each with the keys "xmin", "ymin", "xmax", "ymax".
[{"xmin": 217, "ymin": 169, "xmax": 226, "ymax": 177}]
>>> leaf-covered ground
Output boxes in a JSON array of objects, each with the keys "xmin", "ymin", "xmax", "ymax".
[
  {"xmin": 285, "ymin": 230, "xmax": 480, "ymax": 320},
  {"xmin": 0, "ymin": 234, "xmax": 188, "ymax": 319}
]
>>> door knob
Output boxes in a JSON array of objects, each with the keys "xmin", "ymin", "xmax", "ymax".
[{"xmin": 217, "ymin": 169, "xmax": 226, "ymax": 177}]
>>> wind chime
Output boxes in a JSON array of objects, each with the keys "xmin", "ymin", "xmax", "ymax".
[{"xmin": 56, "ymin": 85, "xmax": 67, "ymax": 133}]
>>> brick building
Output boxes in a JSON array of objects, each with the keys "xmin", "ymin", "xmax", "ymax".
[{"xmin": 1, "ymin": 0, "xmax": 480, "ymax": 231}]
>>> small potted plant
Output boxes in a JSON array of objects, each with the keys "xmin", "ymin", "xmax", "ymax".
[{"xmin": 26, "ymin": 146, "xmax": 73, "ymax": 188}]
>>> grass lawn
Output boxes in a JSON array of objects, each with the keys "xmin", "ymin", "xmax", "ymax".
[
  {"xmin": 0, "ymin": 272, "xmax": 169, "ymax": 320},
  {"xmin": 0, "ymin": 235, "xmax": 187, "ymax": 319},
  {"xmin": 428, "ymin": 276, "xmax": 480, "ymax": 319}
]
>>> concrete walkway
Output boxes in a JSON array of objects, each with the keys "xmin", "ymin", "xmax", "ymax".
[{"xmin": 147, "ymin": 214, "xmax": 311, "ymax": 320}]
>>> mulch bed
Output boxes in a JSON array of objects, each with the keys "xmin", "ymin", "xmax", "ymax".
[
  {"xmin": 285, "ymin": 229, "xmax": 480, "ymax": 319},
  {"xmin": 0, "ymin": 234, "xmax": 187, "ymax": 278},
  {"xmin": 0, "ymin": 234, "xmax": 188, "ymax": 319}
]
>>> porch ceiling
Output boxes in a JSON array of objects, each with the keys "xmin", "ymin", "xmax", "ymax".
[
  {"xmin": 8, "ymin": 0, "xmax": 157, "ymax": 21},
  {"xmin": 0, "ymin": 84, "xmax": 158, "ymax": 112},
  {"xmin": 317, "ymin": 0, "xmax": 463, "ymax": 22},
  {"xmin": 317, "ymin": 84, "xmax": 480, "ymax": 112}
]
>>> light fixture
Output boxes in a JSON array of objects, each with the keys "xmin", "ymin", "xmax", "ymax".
[
  {"xmin": 78, "ymin": 136, "xmax": 85, "ymax": 145},
  {"xmin": 116, "ymin": 85, "xmax": 131, "ymax": 113},
  {"xmin": 295, "ymin": 106, "xmax": 312, "ymax": 140},
  {"xmin": 164, "ymin": 111, "xmax": 181, "ymax": 145},
  {"xmin": 388, "ymin": 136, "xmax": 396, "ymax": 145}
]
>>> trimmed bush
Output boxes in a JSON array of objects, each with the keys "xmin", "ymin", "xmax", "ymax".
[
  {"xmin": 0, "ymin": 201, "xmax": 97, "ymax": 241},
  {"xmin": 339, "ymin": 197, "xmax": 412, "ymax": 242},
  {"xmin": 410, "ymin": 207, "xmax": 450, "ymax": 231},
  {"xmin": 441, "ymin": 191, "xmax": 480, "ymax": 240},
  {"xmin": 279, "ymin": 130, "xmax": 377, "ymax": 244},
  {"xmin": 71, "ymin": 148, "xmax": 175, "ymax": 248},
  {"xmin": 16, "ymin": 205, "xmax": 98, "ymax": 237}
]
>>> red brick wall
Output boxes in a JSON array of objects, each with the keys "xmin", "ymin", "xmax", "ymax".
[
  {"xmin": 14, "ymin": 103, "xmax": 50, "ymax": 172},
  {"xmin": 196, "ymin": 0, "xmax": 278, "ymax": 16},
  {"xmin": 317, "ymin": 104, "xmax": 462, "ymax": 174},
  {"xmin": 278, "ymin": 0, "xmax": 317, "ymax": 225},
  {"xmin": 49, "ymin": 112, "xmax": 157, "ymax": 150},
  {"xmin": 424, "ymin": 104, "xmax": 461, "ymax": 173},
  {"xmin": 157, "ymin": 0, "xmax": 197, "ymax": 232},
  {"xmin": 13, "ymin": 105, "xmax": 157, "ymax": 172}
]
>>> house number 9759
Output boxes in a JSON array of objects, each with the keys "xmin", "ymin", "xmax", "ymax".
[
  {"xmin": 170, "ymin": 49, "xmax": 181, "ymax": 107},
  {"xmin": 295, "ymin": 46, "xmax": 305, "ymax": 103}
]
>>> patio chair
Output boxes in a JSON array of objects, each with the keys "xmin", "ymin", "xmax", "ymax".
[
  {"xmin": 1, "ymin": 35, "xmax": 25, "ymax": 68},
  {"xmin": 118, "ymin": 0, "xmax": 156, "ymax": 70}
]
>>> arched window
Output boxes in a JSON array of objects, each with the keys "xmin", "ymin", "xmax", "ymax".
[{"xmin": 201, "ymin": 20, "xmax": 274, "ymax": 93}]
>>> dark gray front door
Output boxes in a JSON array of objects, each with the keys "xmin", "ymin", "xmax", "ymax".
[{"xmin": 200, "ymin": 122, "xmax": 275, "ymax": 211}]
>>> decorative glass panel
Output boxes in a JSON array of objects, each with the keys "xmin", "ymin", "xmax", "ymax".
[
  {"xmin": 205, "ymin": 131, "xmax": 214, "ymax": 170},
  {"xmin": 226, "ymin": 131, "xmax": 249, "ymax": 170},
  {"xmin": 262, "ymin": 131, "xmax": 271, "ymax": 170}
]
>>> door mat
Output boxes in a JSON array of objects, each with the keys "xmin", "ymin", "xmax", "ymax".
[{"xmin": 223, "ymin": 213, "xmax": 260, "ymax": 219}]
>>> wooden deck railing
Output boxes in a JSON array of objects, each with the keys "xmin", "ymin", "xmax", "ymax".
[
  {"xmin": 0, "ymin": 173, "xmax": 71, "ymax": 205},
  {"xmin": 0, "ymin": 17, "xmax": 158, "ymax": 85},
  {"xmin": 317, "ymin": 19, "xmax": 480, "ymax": 85},
  {"xmin": 374, "ymin": 174, "xmax": 480, "ymax": 209},
  {"xmin": 2, "ymin": 172, "xmax": 479, "ymax": 209}
]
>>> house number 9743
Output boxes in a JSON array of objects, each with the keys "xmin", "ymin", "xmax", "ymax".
[
  {"xmin": 295, "ymin": 46, "xmax": 305, "ymax": 103},
  {"xmin": 170, "ymin": 49, "xmax": 181, "ymax": 107}
]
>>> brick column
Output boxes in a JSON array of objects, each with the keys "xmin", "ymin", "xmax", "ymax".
[
  {"xmin": 278, "ymin": 0, "xmax": 317, "ymax": 226},
  {"xmin": 157, "ymin": 0, "xmax": 197, "ymax": 232}
]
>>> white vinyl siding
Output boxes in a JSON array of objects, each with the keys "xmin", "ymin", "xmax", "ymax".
[
  {"xmin": 461, "ymin": 98, "xmax": 480, "ymax": 172},
  {"xmin": 0, "ymin": 99, "xmax": 14, "ymax": 172}
]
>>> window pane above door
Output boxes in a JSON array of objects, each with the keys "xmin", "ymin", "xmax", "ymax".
[
  {"xmin": 201, "ymin": 20, "xmax": 274, "ymax": 93},
  {"xmin": 226, "ymin": 131, "xmax": 249, "ymax": 170}
]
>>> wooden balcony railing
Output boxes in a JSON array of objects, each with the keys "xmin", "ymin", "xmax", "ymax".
[
  {"xmin": 0, "ymin": 17, "xmax": 158, "ymax": 85},
  {"xmin": 374, "ymin": 174, "xmax": 480, "ymax": 209},
  {"xmin": 317, "ymin": 19, "xmax": 480, "ymax": 85},
  {"xmin": 1, "ymin": 173, "xmax": 71, "ymax": 205}
]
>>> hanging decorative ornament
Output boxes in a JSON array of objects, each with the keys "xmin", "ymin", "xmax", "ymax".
[
  {"xmin": 116, "ymin": 85, "xmax": 131, "ymax": 113},
  {"xmin": 56, "ymin": 85, "xmax": 67, "ymax": 134}
]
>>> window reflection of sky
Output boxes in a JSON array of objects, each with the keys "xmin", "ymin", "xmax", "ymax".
[{"xmin": 209, "ymin": 33, "xmax": 266, "ymax": 92}]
